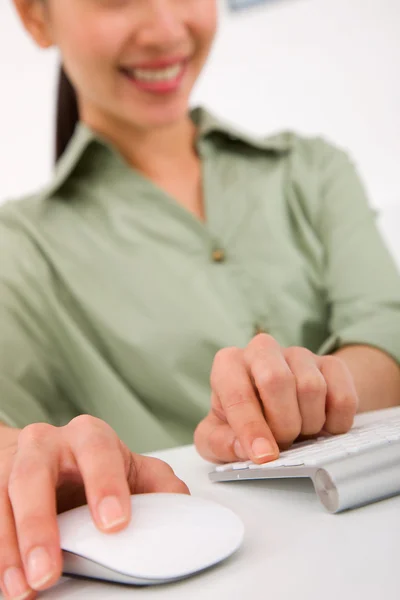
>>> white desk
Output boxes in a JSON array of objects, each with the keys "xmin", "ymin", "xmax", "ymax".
[{"xmin": 35, "ymin": 408, "xmax": 400, "ymax": 599}]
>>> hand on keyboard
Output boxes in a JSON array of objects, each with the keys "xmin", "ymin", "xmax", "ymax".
[{"xmin": 195, "ymin": 334, "xmax": 359, "ymax": 465}]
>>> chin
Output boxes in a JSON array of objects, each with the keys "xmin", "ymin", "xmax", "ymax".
[{"xmin": 125, "ymin": 101, "xmax": 190, "ymax": 131}]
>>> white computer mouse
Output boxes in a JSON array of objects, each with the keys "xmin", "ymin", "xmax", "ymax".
[{"xmin": 58, "ymin": 493, "xmax": 244, "ymax": 585}]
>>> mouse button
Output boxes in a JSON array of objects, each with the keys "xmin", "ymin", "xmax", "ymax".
[
  {"xmin": 57, "ymin": 494, "xmax": 245, "ymax": 582},
  {"xmin": 113, "ymin": 501, "xmax": 244, "ymax": 580},
  {"xmin": 58, "ymin": 505, "xmax": 99, "ymax": 547}
]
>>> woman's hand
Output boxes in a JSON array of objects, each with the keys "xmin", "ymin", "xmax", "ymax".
[
  {"xmin": 0, "ymin": 416, "xmax": 189, "ymax": 600},
  {"xmin": 195, "ymin": 334, "xmax": 359, "ymax": 464}
]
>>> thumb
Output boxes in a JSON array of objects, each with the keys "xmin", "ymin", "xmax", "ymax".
[
  {"xmin": 194, "ymin": 412, "xmax": 244, "ymax": 464},
  {"xmin": 125, "ymin": 451, "xmax": 190, "ymax": 496}
]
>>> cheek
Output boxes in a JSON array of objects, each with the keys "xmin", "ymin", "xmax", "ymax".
[
  {"xmin": 192, "ymin": 6, "xmax": 218, "ymax": 52},
  {"xmin": 55, "ymin": 17, "xmax": 126, "ymax": 84}
]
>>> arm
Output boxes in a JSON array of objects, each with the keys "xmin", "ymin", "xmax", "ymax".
[
  {"xmin": 0, "ymin": 220, "xmax": 77, "ymax": 429},
  {"xmin": 312, "ymin": 139, "xmax": 400, "ymax": 410},
  {"xmin": 334, "ymin": 345, "xmax": 400, "ymax": 412}
]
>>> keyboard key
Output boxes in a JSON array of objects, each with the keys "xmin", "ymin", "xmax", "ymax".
[
  {"xmin": 232, "ymin": 462, "xmax": 251, "ymax": 470},
  {"xmin": 282, "ymin": 459, "xmax": 305, "ymax": 467},
  {"xmin": 249, "ymin": 459, "xmax": 286, "ymax": 470}
]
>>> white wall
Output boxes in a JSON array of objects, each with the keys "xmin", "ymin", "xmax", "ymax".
[{"xmin": 1, "ymin": 0, "xmax": 399, "ymax": 214}]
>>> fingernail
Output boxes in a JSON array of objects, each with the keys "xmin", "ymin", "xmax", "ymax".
[
  {"xmin": 3, "ymin": 566, "xmax": 32, "ymax": 600},
  {"xmin": 27, "ymin": 546, "xmax": 53, "ymax": 589},
  {"xmin": 98, "ymin": 496, "xmax": 126, "ymax": 530},
  {"xmin": 251, "ymin": 437, "xmax": 276, "ymax": 459},
  {"xmin": 234, "ymin": 439, "xmax": 247, "ymax": 460}
]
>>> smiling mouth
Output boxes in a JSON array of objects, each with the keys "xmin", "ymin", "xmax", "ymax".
[
  {"xmin": 119, "ymin": 57, "xmax": 189, "ymax": 97},
  {"xmin": 122, "ymin": 62, "xmax": 185, "ymax": 83}
]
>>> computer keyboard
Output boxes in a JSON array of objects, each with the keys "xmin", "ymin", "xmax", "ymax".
[{"xmin": 209, "ymin": 413, "xmax": 400, "ymax": 513}]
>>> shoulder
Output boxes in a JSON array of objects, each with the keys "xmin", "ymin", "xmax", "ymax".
[
  {"xmin": 0, "ymin": 191, "xmax": 46, "ymax": 240},
  {"xmin": 283, "ymin": 133, "xmax": 351, "ymax": 173},
  {"xmin": 281, "ymin": 134, "xmax": 361, "ymax": 223},
  {"xmin": 0, "ymin": 192, "xmax": 53, "ymax": 289}
]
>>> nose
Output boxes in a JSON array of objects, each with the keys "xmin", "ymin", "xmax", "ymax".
[{"xmin": 136, "ymin": 0, "xmax": 186, "ymax": 50}]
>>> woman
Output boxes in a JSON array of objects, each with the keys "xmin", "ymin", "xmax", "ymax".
[{"xmin": 1, "ymin": 0, "xmax": 400, "ymax": 597}]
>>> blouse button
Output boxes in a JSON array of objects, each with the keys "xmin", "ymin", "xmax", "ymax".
[
  {"xmin": 254, "ymin": 325, "xmax": 267, "ymax": 336},
  {"xmin": 212, "ymin": 248, "xmax": 226, "ymax": 263}
]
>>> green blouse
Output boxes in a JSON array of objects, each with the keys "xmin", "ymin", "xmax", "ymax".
[{"xmin": 1, "ymin": 108, "xmax": 399, "ymax": 452}]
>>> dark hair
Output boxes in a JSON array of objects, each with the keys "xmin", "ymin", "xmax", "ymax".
[{"xmin": 55, "ymin": 66, "xmax": 79, "ymax": 162}]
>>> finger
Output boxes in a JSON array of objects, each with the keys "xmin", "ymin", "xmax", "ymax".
[
  {"xmin": 244, "ymin": 335, "xmax": 301, "ymax": 447},
  {"xmin": 127, "ymin": 454, "xmax": 190, "ymax": 495},
  {"xmin": 194, "ymin": 407, "xmax": 239, "ymax": 464},
  {"xmin": 65, "ymin": 415, "xmax": 132, "ymax": 534},
  {"xmin": 319, "ymin": 356, "xmax": 359, "ymax": 434},
  {"xmin": 0, "ymin": 487, "xmax": 35, "ymax": 600},
  {"xmin": 284, "ymin": 347, "xmax": 327, "ymax": 436},
  {"xmin": 8, "ymin": 424, "xmax": 62, "ymax": 593},
  {"xmin": 210, "ymin": 347, "xmax": 279, "ymax": 463}
]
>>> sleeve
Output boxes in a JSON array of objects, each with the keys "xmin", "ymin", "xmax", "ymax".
[
  {"xmin": 0, "ymin": 218, "xmax": 77, "ymax": 428},
  {"xmin": 310, "ymin": 139, "xmax": 400, "ymax": 363}
]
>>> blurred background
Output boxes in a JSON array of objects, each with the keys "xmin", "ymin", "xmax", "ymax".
[{"xmin": 0, "ymin": 0, "xmax": 399, "ymax": 258}]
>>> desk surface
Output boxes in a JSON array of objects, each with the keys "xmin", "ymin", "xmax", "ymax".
[{"xmin": 35, "ymin": 408, "xmax": 400, "ymax": 599}]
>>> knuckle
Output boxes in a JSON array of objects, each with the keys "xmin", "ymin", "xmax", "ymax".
[
  {"xmin": 253, "ymin": 333, "xmax": 275, "ymax": 344},
  {"xmin": 246, "ymin": 334, "xmax": 279, "ymax": 357},
  {"xmin": 256, "ymin": 367, "xmax": 295, "ymax": 393},
  {"xmin": 272, "ymin": 415, "xmax": 302, "ymax": 444},
  {"xmin": 214, "ymin": 347, "xmax": 241, "ymax": 364},
  {"xmin": 224, "ymin": 388, "xmax": 253, "ymax": 412},
  {"xmin": 211, "ymin": 347, "xmax": 241, "ymax": 375},
  {"xmin": 322, "ymin": 355, "xmax": 342, "ymax": 369},
  {"xmin": 331, "ymin": 392, "xmax": 357, "ymax": 414},
  {"xmin": 67, "ymin": 416, "xmax": 117, "ymax": 450},
  {"xmin": 8, "ymin": 457, "xmax": 46, "ymax": 493},
  {"xmin": 285, "ymin": 346, "xmax": 312, "ymax": 361},
  {"xmin": 11, "ymin": 514, "xmax": 56, "ymax": 553},
  {"xmin": 18, "ymin": 422, "xmax": 54, "ymax": 447},
  {"xmin": 297, "ymin": 373, "xmax": 327, "ymax": 398},
  {"xmin": 210, "ymin": 346, "xmax": 241, "ymax": 389},
  {"xmin": 252, "ymin": 332, "xmax": 271, "ymax": 344},
  {"xmin": 78, "ymin": 432, "xmax": 115, "ymax": 458},
  {"xmin": 68, "ymin": 414, "xmax": 105, "ymax": 432},
  {"xmin": 239, "ymin": 419, "xmax": 268, "ymax": 441},
  {"xmin": 210, "ymin": 348, "xmax": 244, "ymax": 390},
  {"xmin": 8, "ymin": 463, "xmax": 26, "ymax": 490}
]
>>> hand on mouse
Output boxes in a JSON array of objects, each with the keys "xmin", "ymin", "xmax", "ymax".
[
  {"xmin": 0, "ymin": 415, "xmax": 189, "ymax": 599},
  {"xmin": 194, "ymin": 334, "xmax": 359, "ymax": 464}
]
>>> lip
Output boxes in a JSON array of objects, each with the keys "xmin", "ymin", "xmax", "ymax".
[{"xmin": 122, "ymin": 56, "xmax": 189, "ymax": 70}]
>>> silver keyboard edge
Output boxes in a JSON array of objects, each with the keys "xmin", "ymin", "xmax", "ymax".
[{"xmin": 210, "ymin": 440, "xmax": 400, "ymax": 513}]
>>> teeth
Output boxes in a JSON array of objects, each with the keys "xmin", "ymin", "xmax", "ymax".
[{"xmin": 128, "ymin": 64, "xmax": 182, "ymax": 83}]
